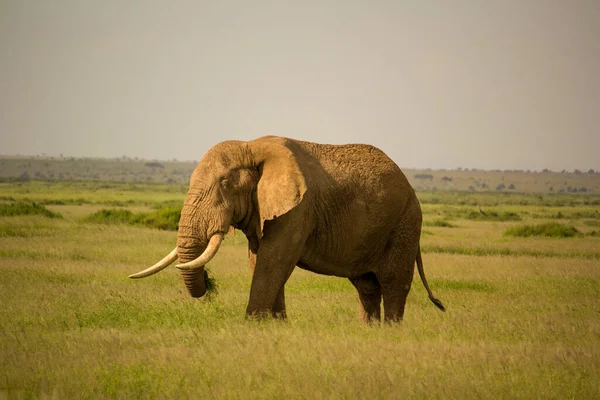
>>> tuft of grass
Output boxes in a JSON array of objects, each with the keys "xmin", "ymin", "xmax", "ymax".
[
  {"xmin": 504, "ymin": 222, "xmax": 582, "ymax": 238},
  {"xmin": 202, "ymin": 268, "xmax": 219, "ymax": 300},
  {"xmin": 0, "ymin": 200, "xmax": 62, "ymax": 218},
  {"xmin": 82, "ymin": 206, "xmax": 181, "ymax": 230},
  {"xmin": 423, "ymin": 219, "xmax": 457, "ymax": 228}
]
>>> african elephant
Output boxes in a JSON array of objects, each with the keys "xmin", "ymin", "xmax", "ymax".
[{"xmin": 129, "ymin": 136, "xmax": 445, "ymax": 322}]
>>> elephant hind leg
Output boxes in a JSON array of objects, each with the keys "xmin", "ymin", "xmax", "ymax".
[
  {"xmin": 349, "ymin": 272, "xmax": 382, "ymax": 324},
  {"xmin": 379, "ymin": 252, "xmax": 416, "ymax": 323}
]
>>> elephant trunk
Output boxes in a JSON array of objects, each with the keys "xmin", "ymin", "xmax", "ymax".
[
  {"xmin": 176, "ymin": 239, "xmax": 208, "ymax": 298},
  {"xmin": 176, "ymin": 205, "xmax": 209, "ymax": 297},
  {"xmin": 179, "ymin": 268, "xmax": 208, "ymax": 298}
]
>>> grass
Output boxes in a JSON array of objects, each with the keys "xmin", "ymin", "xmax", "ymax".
[
  {"xmin": 504, "ymin": 222, "xmax": 582, "ymax": 238},
  {"xmin": 416, "ymin": 190, "xmax": 600, "ymax": 206},
  {"xmin": 0, "ymin": 180, "xmax": 187, "ymax": 208},
  {"xmin": 465, "ymin": 209, "xmax": 521, "ymax": 221},
  {"xmin": 0, "ymin": 200, "xmax": 62, "ymax": 218},
  {"xmin": 584, "ymin": 219, "xmax": 600, "ymax": 227},
  {"xmin": 1, "ymin": 181, "xmax": 600, "ymax": 398},
  {"xmin": 423, "ymin": 219, "xmax": 457, "ymax": 228},
  {"xmin": 83, "ymin": 206, "xmax": 181, "ymax": 230}
]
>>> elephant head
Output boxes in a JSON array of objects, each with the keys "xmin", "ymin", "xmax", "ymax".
[{"xmin": 129, "ymin": 137, "xmax": 307, "ymax": 298}]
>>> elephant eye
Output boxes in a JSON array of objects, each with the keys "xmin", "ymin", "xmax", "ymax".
[{"xmin": 220, "ymin": 178, "xmax": 229, "ymax": 189}]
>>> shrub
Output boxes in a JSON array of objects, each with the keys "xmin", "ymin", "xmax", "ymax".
[
  {"xmin": 83, "ymin": 206, "xmax": 181, "ymax": 231},
  {"xmin": 137, "ymin": 206, "xmax": 181, "ymax": 230},
  {"xmin": 0, "ymin": 201, "xmax": 62, "ymax": 218},
  {"xmin": 504, "ymin": 223, "xmax": 582, "ymax": 238}
]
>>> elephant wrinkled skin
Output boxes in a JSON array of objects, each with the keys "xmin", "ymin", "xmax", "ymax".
[{"xmin": 130, "ymin": 136, "xmax": 445, "ymax": 322}]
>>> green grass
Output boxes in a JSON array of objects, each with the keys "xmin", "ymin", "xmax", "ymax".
[
  {"xmin": 584, "ymin": 219, "xmax": 600, "ymax": 227},
  {"xmin": 504, "ymin": 222, "xmax": 582, "ymax": 238},
  {"xmin": 465, "ymin": 209, "xmax": 521, "ymax": 221},
  {"xmin": 422, "ymin": 205, "xmax": 524, "ymax": 222},
  {"xmin": 0, "ymin": 200, "xmax": 62, "ymax": 218},
  {"xmin": 421, "ymin": 245, "xmax": 600, "ymax": 259},
  {"xmin": 1, "ymin": 181, "xmax": 600, "ymax": 398},
  {"xmin": 0, "ymin": 180, "xmax": 187, "ymax": 208},
  {"xmin": 416, "ymin": 190, "xmax": 600, "ymax": 206},
  {"xmin": 423, "ymin": 219, "xmax": 457, "ymax": 228},
  {"xmin": 83, "ymin": 206, "xmax": 181, "ymax": 230},
  {"xmin": 544, "ymin": 210, "xmax": 600, "ymax": 219}
]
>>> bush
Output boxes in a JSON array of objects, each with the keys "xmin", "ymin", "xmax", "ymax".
[
  {"xmin": 137, "ymin": 206, "xmax": 181, "ymax": 230},
  {"xmin": 0, "ymin": 201, "xmax": 62, "ymax": 218},
  {"xmin": 504, "ymin": 223, "xmax": 582, "ymax": 238},
  {"xmin": 83, "ymin": 206, "xmax": 181, "ymax": 231}
]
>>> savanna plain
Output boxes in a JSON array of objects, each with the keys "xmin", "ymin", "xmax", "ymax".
[{"xmin": 1, "ymin": 159, "xmax": 599, "ymax": 399}]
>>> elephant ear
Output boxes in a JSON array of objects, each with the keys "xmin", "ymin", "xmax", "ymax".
[{"xmin": 251, "ymin": 138, "xmax": 307, "ymax": 238}]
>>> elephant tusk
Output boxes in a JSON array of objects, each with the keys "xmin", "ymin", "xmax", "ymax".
[
  {"xmin": 176, "ymin": 234, "xmax": 224, "ymax": 271},
  {"xmin": 129, "ymin": 248, "xmax": 178, "ymax": 279}
]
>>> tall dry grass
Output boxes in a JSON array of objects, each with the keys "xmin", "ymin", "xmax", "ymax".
[{"xmin": 1, "ymin": 184, "xmax": 599, "ymax": 398}]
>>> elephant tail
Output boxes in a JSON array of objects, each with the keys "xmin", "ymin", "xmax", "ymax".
[{"xmin": 416, "ymin": 247, "xmax": 446, "ymax": 312}]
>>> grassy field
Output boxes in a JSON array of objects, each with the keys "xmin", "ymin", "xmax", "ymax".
[
  {"xmin": 1, "ymin": 177, "xmax": 599, "ymax": 398},
  {"xmin": 2, "ymin": 155, "xmax": 599, "ymax": 193}
]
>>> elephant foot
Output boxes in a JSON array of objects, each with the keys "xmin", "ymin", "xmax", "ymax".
[
  {"xmin": 271, "ymin": 310, "xmax": 287, "ymax": 320},
  {"xmin": 245, "ymin": 308, "xmax": 288, "ymax": 321}
]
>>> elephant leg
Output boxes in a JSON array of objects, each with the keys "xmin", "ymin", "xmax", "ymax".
[
  {"xmin": 272, "ymin": 285, "xmax": 287, "ymax": 319},
  {"xmin": 247, "ymin": 240, "xmax": 288, "ymax": 319},
  {"xmin": 248, "ymin": 244, "xmax": 257, "ymax": 274},
  {"xmin": 379, "ymin": 248, "xmax": 417, "ymax": 323},
  {"xmin": 349, "ymin": 273, "xmax": 381, "ymax": 323},
  {"xmin": 245, "ymin": 221, "xmax": 307, "ymax": 319},
  {"xmin": 245, "ymin": 252, "xmax": 297, "ymax": 318}
]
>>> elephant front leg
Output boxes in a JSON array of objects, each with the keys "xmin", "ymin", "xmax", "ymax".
[
  {"xmin": 245, "ymin": 242, "xmax": 300, "ymax": 319},
  {"xmin": 249, "ymin": 245, "xmax": 287, "ymax": 319},
  {"xmin": 245, "ymin": 206, "xmax": 310, "ymax": 319},
  {"xmin": 272, "ymin": 286, "xmax": 287, "ymax": 319}
]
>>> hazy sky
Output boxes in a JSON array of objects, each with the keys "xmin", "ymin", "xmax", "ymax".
[{"xmin": 1, "ymin": 1, "xmax": 599, "ymax": 170}]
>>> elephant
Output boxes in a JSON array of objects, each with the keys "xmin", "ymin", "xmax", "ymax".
[{"xmin": 129, "ymin": 136, "xmax": 445, "ymax": 322}]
